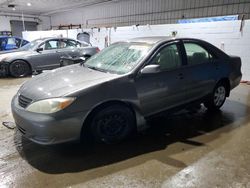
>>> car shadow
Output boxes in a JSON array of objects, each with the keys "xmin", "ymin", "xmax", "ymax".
[{"xmin": 14, "ymin": 99, "xmax": 250, "ymax": 175}]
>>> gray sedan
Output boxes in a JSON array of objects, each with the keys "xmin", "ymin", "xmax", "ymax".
[
  {"xmin": 11, "ymin": 37, "xmax": 242, "ymax": 145},
  {"xmin": 0, "ymin": 37, "xmax": 99, "ymax": 77}
]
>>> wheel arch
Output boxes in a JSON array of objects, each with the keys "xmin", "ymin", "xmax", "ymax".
[
  {"xmin": 80, "ymin": 100, "xmax": 144, "ymax": 139},
  {"xmin": 8, "ymin": 59, "xmax": 32, "ymax": 77},
  {"xmin": 217, "ymin": 77, "xmax": 230, "ymax": 97},
  {"xmin": 10, "ymin": 59, "xmax": 32, "ymax": 72}
]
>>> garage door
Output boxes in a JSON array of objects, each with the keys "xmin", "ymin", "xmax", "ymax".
[{"xmin": 10, "ymin": 20, "xmax": 38, "ymax": 37}]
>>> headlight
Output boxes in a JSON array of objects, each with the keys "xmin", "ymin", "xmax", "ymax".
[{"xmin": 26, "ymin": 97, "xmax": 75, "ymax": 114}]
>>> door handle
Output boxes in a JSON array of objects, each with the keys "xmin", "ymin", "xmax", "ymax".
[{"xmin": 177, "ymin": 73, "xmax": 184, "ymax": 80}]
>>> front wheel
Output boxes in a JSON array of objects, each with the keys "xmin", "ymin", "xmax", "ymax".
[
  {"xmin": 89, "ymin": 104, "xmax": 135, "ymax": 144},
  {"xmin": 9, "ymin": 60, "xmax": 31, "ymax": 78},
  {"xmin": 204, "ymin": 83, "xmax": 227, "ymax": 111}
]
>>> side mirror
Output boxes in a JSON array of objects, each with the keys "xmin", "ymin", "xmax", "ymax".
[
  {"xmin": 140, "ymin": 64, "xmax": 160, "ymax": 74},
  {"xmin": 36, "ymin": 47, "xmax": 43, "ymax": 52}
]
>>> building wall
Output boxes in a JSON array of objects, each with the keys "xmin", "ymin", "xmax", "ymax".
[
  {"xmin": 0, "ymin": 16, "xmax": 10, "ymax": 31},
  {"xmin": 0, "ymin": 15, "xmax": 51, "ymax": 33},
  {"xmin": 51, "ymin": 0, "xmax": 250, "ymax": 28}
]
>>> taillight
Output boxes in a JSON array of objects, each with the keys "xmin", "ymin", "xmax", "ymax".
[{"xmin": 96, "ymin": 48, "xmax": 100, "ymax": 53}]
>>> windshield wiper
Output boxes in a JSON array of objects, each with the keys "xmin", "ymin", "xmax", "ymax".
[{"xmin": 85, "ymin": 65, "xmax": 107, "ymax": 73}]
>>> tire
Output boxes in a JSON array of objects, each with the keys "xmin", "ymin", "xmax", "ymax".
[
  {"xmin": 204, "ymin": 82, "xmax": 228, "ymax": 111},
  {"xmin": 89, "ymin": 104, "xmax": 135, "ymax": 144},
  {"xmin": 9, "ymin": 60, "xmax": 31, "ymax": 78}
]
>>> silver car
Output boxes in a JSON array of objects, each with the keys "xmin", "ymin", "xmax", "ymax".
[
  {"xmin": 0, "ymin": 37, "xmax": 99, "ymax": 77},
  {"xmin": 11, "ymin": 37, "xmax": 242, "ymax": 145}
]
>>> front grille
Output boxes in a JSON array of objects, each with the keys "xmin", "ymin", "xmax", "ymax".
[{"xmin": 18, "ymin": 95, "xmax": 32, "ymax": 108}]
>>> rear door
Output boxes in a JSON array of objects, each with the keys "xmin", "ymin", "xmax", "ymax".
[
  {"xmin": 181, "ymin": 40, "xmax": 219, "ymax": 102},
  {"xmin": 135, "ymin": 41, "xmax": 187, "ymax": 116},
  {"xmin": 56, "ymin": 39, "xmax": 80, "ymax": 58}
]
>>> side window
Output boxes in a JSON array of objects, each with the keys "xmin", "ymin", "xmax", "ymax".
[
  {"xmin": 44, "ymin": 40, "xmax": 59, "ymax": 50},
  {"xmin": 15, "ymin": 38, "xmax": 21, "ymax": 48},
  {"xmin": 7, "ymin": 37, "xmax": 16, "ymax": 45},
  {"xmin": 21, "ymin": 40, "xmax": 29, "ymax": 47},
  {"xmin": 58, "ymin": 40, "xmax": 77, "ymax": 49},
  {"xmin": 184, "ymin": 43, "xmax": 213, "ymax": 65},
  {"xmin": 59, "ymin": 41, "xmax": 66, "ymax": 49},
  {"xmin": 151, "ymin": 44, "xmax": 182, "ymax": 70},
  {"xmin": 67, "ymin": 40, "xmax": 78, "ymax": 48}
]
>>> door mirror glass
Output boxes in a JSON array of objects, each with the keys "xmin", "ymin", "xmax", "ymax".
[
  {"xmin": 141, "ymin": 64, "xmax": 160, "ymax": 74},
  {"xmin": 36, "ymin": 47, "xmax": 43, "ymax": 52}
]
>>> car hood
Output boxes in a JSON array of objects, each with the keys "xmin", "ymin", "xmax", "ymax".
[
  {"xmin": 18, "ymin": 64, "xmax": 120, "ymax": 101},
  {"xmin": 0, "ymin": 50, "xmax": 30, "ymax": 62}
]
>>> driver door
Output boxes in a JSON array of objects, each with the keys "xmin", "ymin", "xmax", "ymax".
[
  {"xmin": 29, "ymin": 39, "xmax": 61, "ymax": 70},
  {"xmin": 134, "ymin": 41, "xmax": 187, "ymax": 116}
]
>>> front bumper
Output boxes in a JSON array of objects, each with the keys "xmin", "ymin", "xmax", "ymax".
[{"xmin": 11, "ymin": 94, "xmax": 88, "ymax": 145}]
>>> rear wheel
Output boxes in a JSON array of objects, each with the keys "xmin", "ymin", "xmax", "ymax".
[
  {"xmin": 9, "ymin": 60, "xmax": 31, "ymax": 78},
  {"xmin": 204, "ymin": 82, "xmax": 227, "ymax": 111},
  {"xmin": 89, "ymin": 104, "xmax": 135, "ymax": 144}
]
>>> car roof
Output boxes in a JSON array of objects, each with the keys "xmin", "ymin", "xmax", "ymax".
[
  {"xmin": 0, "ymin": 36, "xmax": 28, "ymax": 40},
  {"xmin": 127, "ymin": 36, "xmax": 209, "ymax": 45},
  {"xmin": 127, "ymin": 36, "xmax": 174, "ymax": 44},
  {"xmin": 36, "ymin": 37, "xmax": 77, "ymax": 41},
  {"xmin": 0, "ymin": 36, "xmax": 18, "ymax": 38}
]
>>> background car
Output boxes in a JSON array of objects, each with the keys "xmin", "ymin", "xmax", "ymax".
[
  {"xmin": 0, "ymin": 36, "xmax": 29, "ymax": 51},
  {"xmin": 0, "ymin": 37, "xmax": 100, "ymax": 77},
  {"xmin": 11, "ymin": 37, "xmax": 242, "ymax": 145}
]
